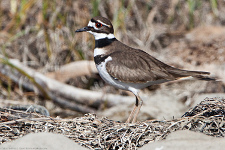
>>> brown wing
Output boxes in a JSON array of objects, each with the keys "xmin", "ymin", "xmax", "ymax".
[{"xmin": 105, "ymin": 50, "xmax": 176, "ymax": 83}]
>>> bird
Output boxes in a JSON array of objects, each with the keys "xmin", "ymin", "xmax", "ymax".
[{"xmin": 75, "ymin": 16, "xmax": 213, "ymax": 123}]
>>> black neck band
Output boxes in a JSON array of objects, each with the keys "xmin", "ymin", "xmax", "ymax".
[{"xmin": 95, "ymin": 38, "xmax": 117, "ymax": 48}]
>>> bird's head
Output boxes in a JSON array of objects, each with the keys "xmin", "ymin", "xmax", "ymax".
[{"xmin": 76, "ymin": 16, "xmax": 115, "ymax": 40}]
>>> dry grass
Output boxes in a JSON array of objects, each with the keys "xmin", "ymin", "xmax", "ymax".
[{"xmin": 0, "ymin": 98, "xmax": 224, "ymax": 149}]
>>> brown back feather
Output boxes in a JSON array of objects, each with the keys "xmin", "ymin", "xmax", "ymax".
[{"xmin": 104, "ymin": 40, "xmax": 211, "ymax": 83}]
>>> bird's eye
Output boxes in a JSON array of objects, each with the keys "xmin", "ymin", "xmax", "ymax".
[{"xmin": 95, "ymin": 23, "xmax": 102, "ymax": 28}]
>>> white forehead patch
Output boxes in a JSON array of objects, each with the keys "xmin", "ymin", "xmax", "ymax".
[{"xmin": 88, "ymin": 21, "xmax": 97, "ymax": 29}]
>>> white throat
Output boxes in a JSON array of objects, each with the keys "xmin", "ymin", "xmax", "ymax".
[{"xmin": 88, "ymin": 31, "xmax": 115, "ymax": 40}]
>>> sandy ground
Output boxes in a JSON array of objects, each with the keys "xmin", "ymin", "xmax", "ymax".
[
  {"xmin": 140, "ymin": 130, "xmax": 225, "ymax": 150},
  {"xmin": 0, "ymin": 132, "xmax": 86, "ymax": 150}
]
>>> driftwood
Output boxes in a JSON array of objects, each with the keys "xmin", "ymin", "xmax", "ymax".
[
  {"xmin": 0, "ymin": 56, "xmax": 134, "ymax": 113},
  {"xmin": 46, "ymin": 60, "xmax": 98, "ymax": 82}
]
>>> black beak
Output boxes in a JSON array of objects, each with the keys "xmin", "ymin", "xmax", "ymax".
[{"xmin": 75, "ymin": 26, "xmax": 90, "ymax": 32}]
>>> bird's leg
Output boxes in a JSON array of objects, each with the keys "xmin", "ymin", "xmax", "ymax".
[
  {"xmin": 132, "ymin": 94, "xmax": 143, "ymax": 123},
  {"xmin": 125, "ymin": 97, "xmax": 138, "ymax": 123}
]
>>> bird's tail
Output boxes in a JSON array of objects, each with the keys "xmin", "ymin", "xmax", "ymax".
[
  {"xmin": 192, "ymin": 74, "xmax": 216, "ymax": 81},
  {"xmin": 168, "ymin": 69, "xmax": 215, "ymax": 81}
]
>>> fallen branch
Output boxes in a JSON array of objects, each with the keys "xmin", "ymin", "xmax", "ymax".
[
  {"xmin": 0, "ymin": 55, "xmax": 134, "ymax": 113},
  {"xmin": 46, "ymin": 60, "xmax": 98, "ymax": 82}
]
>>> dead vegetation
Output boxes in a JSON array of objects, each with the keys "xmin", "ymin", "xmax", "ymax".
[{"xmin": 0, "ymin": 98, "xmax": 224, "ymax": 149}]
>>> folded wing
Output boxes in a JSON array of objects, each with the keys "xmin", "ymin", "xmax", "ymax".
[{"xmin": 106, "ymin": 49, "xmax": 210, "ymax": 83}]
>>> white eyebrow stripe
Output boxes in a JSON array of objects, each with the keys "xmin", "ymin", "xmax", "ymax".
[
  {"xmin": 88, "ymin": 20, "xmax": 110, "ymax": 28},
  {"xmin": 96, "ymin": 20, "xmax": 110, "ymax": 27},
  {"xmin": 87, "ymin": 20, "xmax": 112, "ymax": 33}
]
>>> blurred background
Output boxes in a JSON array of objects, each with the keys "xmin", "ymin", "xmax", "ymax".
[{"xmin": 0, "ymin": 0, "xmax": 224, "ymax": 122}]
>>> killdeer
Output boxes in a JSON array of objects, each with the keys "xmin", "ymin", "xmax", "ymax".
[{"xmin": 76, "ymin": 16, "xmax": 212, "ymax": 123}]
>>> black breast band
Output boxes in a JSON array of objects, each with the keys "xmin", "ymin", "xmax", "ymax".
[{"xmin": 94, "ymin": 55, "xmax": 109, "ymax": 65}]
